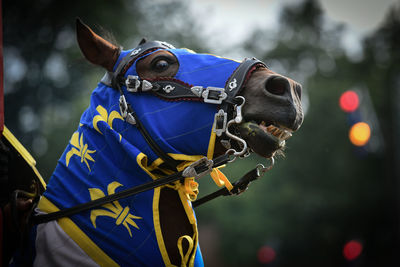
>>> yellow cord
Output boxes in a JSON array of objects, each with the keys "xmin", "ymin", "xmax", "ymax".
[
  {"xmin": 177, "ymin": 235, "xmax": 194, "ymax": 267},
  {"xmin": 210, "ymin": 168, "xmax": 233, "ymax": 191}
]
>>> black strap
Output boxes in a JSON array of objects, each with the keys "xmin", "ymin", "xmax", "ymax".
[
  {"xmin": 108, "ymin": 41, "xmax": 181, "ymax": 171},
  {"xmin": 192, "ymin": 167, "xmax": 261, "ymax": 208},
  {"xmin": 220, "ymin": 58, "xmax": 266, "ymax": 114},
  {"xmin": 227, "ymin": 58, "xmax": 265, "ymax": 98},
  {"xmin": 32, "ymin": 155, "xmax": 230, "ymax": 225},
  {"xmin": 151, "ymin": 80, "xmax": 200, "ymax": 100},
  {"xmin": 125, "ymin": 103, "xmax": 180, "ymax": 170},
  {"xmin": 113, "ymin": 41, "xmax": 175, "ymax": 83}
]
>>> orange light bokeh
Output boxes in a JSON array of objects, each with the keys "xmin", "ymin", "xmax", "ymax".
[{"xmin": 349, "ymin": 122, "xmax": 371, "ymax": 146}]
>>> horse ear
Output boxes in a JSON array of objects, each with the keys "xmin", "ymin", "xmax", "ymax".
[
  {"xmin": 76, "ymin": 18, "xmax": 120, "ymax": 72},
  {"xmin": 138, "ymin": 38, "xmax": 147, "ymax": 45}
]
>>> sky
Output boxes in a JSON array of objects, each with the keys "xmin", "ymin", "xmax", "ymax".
[
  {"xmin": 190, "ymin": 0, "xmax": 398, "ymax": 34},
  {"xmin": 188, "ymin": 0, "xmax": 399, "ymax": 58}
]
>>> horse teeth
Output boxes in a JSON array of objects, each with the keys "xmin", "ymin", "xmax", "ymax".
[
  {"xmin": 262, "ymin": 123, "xmax": 293, "ymax": 141},
  {"xmin": 281, "ymin": 131, "xmax": 292, "ymax": 140},
  {"xmin": 266, "ymin": 125, "xmax": 275, "ymax": 133}
]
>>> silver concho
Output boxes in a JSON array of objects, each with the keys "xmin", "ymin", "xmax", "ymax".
[
  {"xmin": 191, "ymin": 86, "xmax": 203, "ymax": 97},
  {"xmin": 130, "ymin": 48, "xmax": 142, "ymax": 56},
  {"xmin": 163, "ymin": 85, "xmax": 175, "ymax": 93},
  {"xmin": 229, "ymin": 78, "xmax": 238, "ymax": 91}
]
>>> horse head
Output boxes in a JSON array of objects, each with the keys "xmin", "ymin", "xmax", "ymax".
[
  {"xmin": 76, "ymin": 19, "xmax": 303, "ymax": 162},
  {"xmin": 32, "ymin": 19, "xmax": 303, "ymax": 267}
]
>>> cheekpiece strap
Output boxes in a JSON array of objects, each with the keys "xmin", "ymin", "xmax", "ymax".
[
  {"xmin": 226, "ymin": 58, "xmax": 265, "ymax": 99},
  {"xmin": 220, "ymin": 57, "xmax": 266, "ymax": 112}
]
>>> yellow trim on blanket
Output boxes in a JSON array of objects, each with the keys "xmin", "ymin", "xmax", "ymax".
[
  {"xmin": 137, "ymin": 154, "xmax": 176, "ymax": 266},
  {"xmin": 177, "ymin": 189, "xmax": 198, "ymax": 267},
  {"xmin": 152, "ymin": 186, "xmax": 177, "ymax": 267},
  {"xmin": 136, "ymin": 153, "xmax": 162, "ymax": 180},
  {"xmin": 37, "ymin": 197, "xmax": 119, "ymax": 267},
  {"xmin": 136, "ymin": 128, "xmax": 217, "ymax": 266}
]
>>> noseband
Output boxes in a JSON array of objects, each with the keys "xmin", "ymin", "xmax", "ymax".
[{"xmin": 33, "ymin": 41, "xmax": 274, "ymax": 224}]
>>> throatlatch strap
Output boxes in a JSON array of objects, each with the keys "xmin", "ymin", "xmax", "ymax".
[
  {"xmin": 104, "ymin": 40, "xmax": 181, "ymax": 171},
  {"xmin": 125, "ymin": 103, "xmax": 180, "ymax": 170}
]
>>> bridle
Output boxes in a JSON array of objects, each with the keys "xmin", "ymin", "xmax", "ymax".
[
  {"xmin": 101, "ymin": 41, "xmax": 267, "ymax": 167},
  {"xmin": 33, "ymin": 41, "xmax": 275, "ymax": 224}
]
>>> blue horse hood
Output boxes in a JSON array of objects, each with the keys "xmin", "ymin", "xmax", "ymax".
[
  {"xmin": 111, "ymin": 47, "xmax": 241, "ymax": 160},
  {"xmin": 39, "ymin": 47, "xmax": 240, "ymax": 266}
]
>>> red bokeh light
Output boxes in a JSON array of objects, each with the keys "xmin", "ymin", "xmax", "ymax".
[
  {"xmin": 339, "ymin": 90, "xmax": 359, "ymax": 112},
  {"xmin": 257, "ymin": 246, "xmax": 276, "ymax": 264},
  {"xmin": 343, "ymin": 240, "xmax": 363, "ymax": 261}
]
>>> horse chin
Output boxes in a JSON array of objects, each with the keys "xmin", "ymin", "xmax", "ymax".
[{"xmin": 237, "ymin": 121, "xmax": 290, "ymax": 158}]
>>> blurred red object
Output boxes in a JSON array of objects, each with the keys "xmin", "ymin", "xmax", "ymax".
[
  {"xmin": 339, "ymin": 90, "xmax": 359, "ymax": 113},
  {"xmin": 257, "ymin": 245, "xmax": 276, "ymax": 264},
  {"xmin": 343, "ymin": 240, "xmax": 363, "ymax": 261}
]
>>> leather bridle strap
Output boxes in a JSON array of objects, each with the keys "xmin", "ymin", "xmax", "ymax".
[
  {"xmin": 102, "ymin": 41, "xmax": 181, "ymax": 171},
  {"xmin": 148, "ymin": 58, "xmax": 266, "ymax": 105},
  {"xmin": 192, "ymin": 167, "xmax": 260, "ymax": 208},
  {"xmin": 119, "ymin": 96, "xmax": 180, "ymax": 170},
  {"xmin": 220, "ymin": 58, "xmax": 265, "ymax": 116}
]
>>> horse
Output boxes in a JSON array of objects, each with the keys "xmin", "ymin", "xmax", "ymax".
[{"xmin": 13, "ymin": 19, "xmax": 303, "ymax": 267}]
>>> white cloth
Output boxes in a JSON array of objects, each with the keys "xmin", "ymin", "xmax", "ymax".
[{"xmin": 33, "ymin": 220, "xmax": 99, "ymax": 267}]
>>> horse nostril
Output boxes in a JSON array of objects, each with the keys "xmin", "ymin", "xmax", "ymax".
[
  {"xmin": 264, "ymin": 76, "xmax": 289, "ymax": 96},
  {"xmin": 295, "ymin": 83, "xmax": 302, "ymax": 100}
]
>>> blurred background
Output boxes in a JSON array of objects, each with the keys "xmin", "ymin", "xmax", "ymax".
[{"xmin": 2, "ymin": 0, "xmax": 400, "ymax": 266}]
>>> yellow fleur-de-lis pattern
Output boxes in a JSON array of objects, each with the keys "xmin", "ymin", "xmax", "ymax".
[
  {"xmin": 93, "ymin": 105, "xmax": 123, "ymax": 135},
  {"xmin": 65, "ymin": 132, "xmax": 96, "ymax": 171},
  {"xmin": 89, "ymin": 181, "xmax": 143, "ymax": 237}
]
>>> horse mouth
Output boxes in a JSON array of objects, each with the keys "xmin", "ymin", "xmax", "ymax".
[{"xmin": 237, "ymin": 120, "xmax": 293, "ymax": 158}]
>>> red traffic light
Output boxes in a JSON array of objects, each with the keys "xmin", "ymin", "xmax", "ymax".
[{"xmin": 339, "ymin": 90, "xmax": 359, "ymax": 112}]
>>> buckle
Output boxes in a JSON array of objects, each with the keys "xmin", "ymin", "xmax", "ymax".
[
  {"xmin": 213, "ymin": 109, "xmax": 227, "ymax": 136},
  {"xmin": 126, "ymin": 75, "xmax": 140, "ymax": 92},
  {"xmin": 182, "ymin": 157, "xmax": 214, "ymax": 179},
  {"xmin": 119, "ymin": 95, "xmax": 128, "ymax": 118},
  {"xmin": 202, "ymin": 87, "xmax": 227, "ymax": 104}
]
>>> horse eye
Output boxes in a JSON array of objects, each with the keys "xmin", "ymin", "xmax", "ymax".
[{"xmin": 152, "ymin": 59, "xmax": 170, "ymax": 72}]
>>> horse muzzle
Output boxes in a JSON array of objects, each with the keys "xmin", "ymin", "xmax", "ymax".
[{"xmin": 236, "ymin": 70, "xmax": 304, "ymax": 158}]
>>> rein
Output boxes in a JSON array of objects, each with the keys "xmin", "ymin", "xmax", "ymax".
[{"xmin": 32, "ymin": 41, "xmax": 275, "ymax": 225}]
